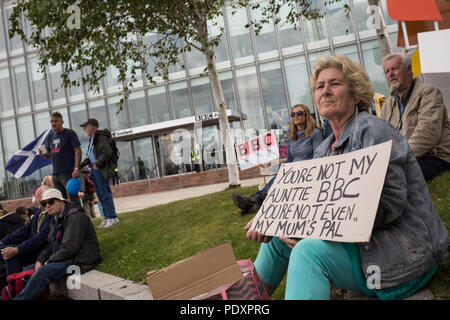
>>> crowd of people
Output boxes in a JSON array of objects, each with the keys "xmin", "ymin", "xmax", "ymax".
[
  {"xmin": 0, "ymin": 52, "xmax": 448, "ymax": 300},
  {"xmin": 1, "ymin": 113, "xmax": 118, "ymax": 299}
]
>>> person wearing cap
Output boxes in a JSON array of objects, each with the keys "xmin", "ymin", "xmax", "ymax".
[
  {"xmin": 39, "ymin": 112, "xmax": 82, "ymax": 203},
  {"xmin": 0, "ymin": 185, "xmax": 53, "ymax": 283},
  {"xmin": 13, "ymin": 188, "xmax": 102, "ymax": 300},
  {"xmin": 80, "ymin": 118, "xmax": 119, "ymax": 228}
]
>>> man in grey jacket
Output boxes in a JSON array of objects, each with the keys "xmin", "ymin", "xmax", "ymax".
[
  {"xmin": 80, "ymin": 118, "xmax": 119, "ymax": 228},
  {"xmin": 381, "ymin": 53, "xmax": 450, "ymax": 181},
  {"xmin": 13, "ymin": 188, "xmax": 102, "ymax": 300}
]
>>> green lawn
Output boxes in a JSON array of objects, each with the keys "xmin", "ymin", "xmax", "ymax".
[{"xmin": 95, "ymin": 171, "xmax": 450, "ymax": 300}]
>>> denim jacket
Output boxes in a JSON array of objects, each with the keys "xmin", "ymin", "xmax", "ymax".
[{"xmin": 314, "ymin": 111, "xmax": 448, "ymax": 288}]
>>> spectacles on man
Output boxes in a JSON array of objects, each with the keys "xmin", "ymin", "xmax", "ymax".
[
  {"xmin": 291, "ymin": 111, "xmax": 305, "ymax": 118},
  {"xmin": 41, "ymin": 199, "xmax": 57, "ymax": 207}
]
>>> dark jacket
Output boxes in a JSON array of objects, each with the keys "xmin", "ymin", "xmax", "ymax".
[
  {"xmin": 91, "ymin": 129, "xmax": 115, "ymax": 181},
  {"xmin": 0, "ymin": 213, "xmax": 26, "ymax": 240},
  {"xmin": 0, "ymin": 208, "xmax": 52, "ymax": 257},
  {"xmin": 37, "ymin": 203, "xmax": 102, "ymax": 274}
]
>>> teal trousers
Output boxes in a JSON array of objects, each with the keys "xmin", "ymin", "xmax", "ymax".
[{"xmin": 254, "ymin": 237, "xmax": 362, "ymax": 300}]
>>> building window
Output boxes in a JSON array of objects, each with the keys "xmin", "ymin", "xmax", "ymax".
[
  {"xmin": 191, "ymin": 76, "xmax": 213, "ymax": 115},
  {"xmin": 277, "ymin": 1, "xmax": 304, "ymax": 55},
  {"xmin": 0, "ymin": 11, "xmax": 7, "ymax": 59},
  {"xmin": 5, "ymin": 2, "xmax": 23, "ymax": 55},
  {"xmin": 251, "ymin": 0, "xmax": 278, "ymax": 60},
  {"xmin": 235, "ymin": 66, "xmax": 264, "ymax": 132},
  {"xmin": 0, "ymin": 62, "xmax": 14, "ymax": 117},
  {"xmin": 134, "ymin": 137, "xmax": 157, "ymax": 179},
  {"xmin": 302, "ymin": 0, "xmax": 329, "ymax": 50},
  {"xmin": 148, "ymin": 86, "xmax": 170, "ymax": 123},
  {"xmin": 11, "ymin": 57, "xmax": 31, "ymax": 113},
  {"xmin": 187, "ymin": 16, "xmax": 230, "ymax": 75},
  {"xmin": 284, "ymin": 55, "xmax": 313, "ymax": 111},
  {"xmin": 226, "ymin": 5, "xmax": 255, "ymax": 65},
  {"xmin": 48, "ymin": 63, "xmax": 67, "ymax": 106},
  {"xmin": 67, "ymin": 69, "xmax": 85, "ymax": 102},
  {"xmin": 88, "ymin": 99, "xmax": 108, "ymax": 129},
  {"xmin": 352, "ymin": 0, "xmax": 377, "ymax": 39},
  {"xmin": 69, "ymin": 103, "xmax": 89, "ymax": 156},
  {"xmin": 259, "ymin": 61, "xmax": 289, "ymax": 131},
  {"xmin": 108, "ymin": 95, "xmax": 129, "ymax": 132},
  {"xmin": 169, "ymin": 81, "xmax": 192, "ymax": 120},
  {"xmin": 361, "ymin": 40, "xmax": 389, "ymax": 97},
  {"xmin": 334, "ymin": 44, "xmax": 360, "ymax": 63},
  {"xmin": 219, "ymin": 71, "xmax": 238, "ymax": 111},
  {"xmin": 29, "ymin": 56, "xmax": 48, "ymax": 110},
  {"xmin": 17, "ymin": 115, "xmax": 34, "ymax": 147},
  {"xmin": 327, "ymin": 0, "xmax": 355, "ymax": 45},
  {"xmin": 128, "ymin": 90, "xmax": 149, "ymax": 127}
]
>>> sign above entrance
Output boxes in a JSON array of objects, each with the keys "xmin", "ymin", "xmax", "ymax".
[
  {"xmin": 111, "ymin": 109, "xmax": 243, "ymax": 141},
  {"xmin": 195, "ymin": 112, "xmax": 219, "ymax": 122},
  {"xmin": 112, "ymin": 128, "xmax": 134, "ymax": 138}
]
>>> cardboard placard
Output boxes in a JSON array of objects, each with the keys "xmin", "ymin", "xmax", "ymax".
[
  {"xmin": 235, "ymin": 130, "xmax": 279, "ymax": 171},
  {"xmin": 249, "ymin": 141, "xmax": 392, "ymax": 242},
  {"xmin": 146, "ymin": 241, "xmax": 242, "ymax": 300}
]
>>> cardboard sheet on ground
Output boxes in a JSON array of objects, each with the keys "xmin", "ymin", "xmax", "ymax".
[
  {"xmin": 235, "ymin": 130, "xmax": 279, "ymax": 171},
  {"xmin": 249, "ymin": 141, "xmax": 392, "ymax": 242}
]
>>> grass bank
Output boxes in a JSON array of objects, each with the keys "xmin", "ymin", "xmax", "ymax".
[{"xmin": 95, "ymin": 171, "xmax": 450, "ymax": 300}]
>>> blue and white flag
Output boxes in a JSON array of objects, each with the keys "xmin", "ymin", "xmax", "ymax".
[{"xmin": 5, "ymin": 127, "xmax": 52, "ymax": 178}]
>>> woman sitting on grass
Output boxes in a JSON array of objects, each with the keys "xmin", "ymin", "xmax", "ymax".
[
  {"xmin": 233, "ymin": 104, "xmax": 324, "ymax": 216},
  {"xmin": 245, "ymin": 55, "xmax": 448, "ymax": 300}
]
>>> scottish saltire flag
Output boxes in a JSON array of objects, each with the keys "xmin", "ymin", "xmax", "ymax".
[{"xmin": 5, "ymin": 127, "xmax": 52, "ymax": 178}]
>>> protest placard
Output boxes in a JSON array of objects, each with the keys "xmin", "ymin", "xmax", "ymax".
[
  {"xmin": 249, "ymin": 140, "xmax": 392, "ymax": 242},
  {"xmin": 235, "ymin": 130, "xmax": 279, "ymax": 171}
]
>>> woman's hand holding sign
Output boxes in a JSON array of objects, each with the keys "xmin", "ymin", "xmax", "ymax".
[{"xmin": 244, "ymin": 219, "xmax": 272, "ymax": 244}]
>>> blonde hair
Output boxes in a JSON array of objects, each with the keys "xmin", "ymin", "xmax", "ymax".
[
  {"xmin": 310, "ymin": 55, "xmax": 374, "ymax": 112},
  {"xmin": 289, "ymin": 104, "xmax": 318, "ymax": 140},
  {"xmin": 41, "ymin": 176, "xmax": 53, "ymax": 187}
]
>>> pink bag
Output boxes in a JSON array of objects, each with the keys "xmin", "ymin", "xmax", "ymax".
[{"xmin": 198, "ymin": 259, "xmax": 270, "ymax": 300}]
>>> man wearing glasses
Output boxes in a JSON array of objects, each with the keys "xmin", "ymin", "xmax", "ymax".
[{"xmin": 13, "ymin": 188, "xmax": 102, "ymax": 300}]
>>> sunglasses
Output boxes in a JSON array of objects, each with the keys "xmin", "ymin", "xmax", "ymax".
[
  {"xmin": 291, "ymin": 111, "xmax": 305, "ymax": 117},
  {"xmin": 41, "ymin": 199, "xmax": 57, "ymax": 207}
]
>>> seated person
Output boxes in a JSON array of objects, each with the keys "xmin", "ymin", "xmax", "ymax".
[
  {"xmin": 381, "ymin": 53, "xmax": 450, "ymax": 181},
  {"xmin": 245, "ymin": 55, "xmax": 448, "ymax": 300},
  {"xmin": 233, "ymin": 104, "xmax": 324, "ymax": 215},
  {"xmin": 0, "ymin": 207, "xmax": 30, "ymax": 240},
  {"xmin": 0, "ymin": 186, "xmax": 53, "ymax": 280},
  {"xmin": 13, "ymin": 188, "xmax": 102, "ymax": 300}
]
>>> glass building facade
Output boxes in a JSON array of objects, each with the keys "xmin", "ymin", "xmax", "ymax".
[{"xmin": 0, "ymin": 0, "xmax": 398, "ymax": 200}]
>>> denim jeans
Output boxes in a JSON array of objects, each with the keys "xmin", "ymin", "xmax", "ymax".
[
  {"xmin": 13, "ymin": 260, "xmax": 71, "ymax": 300},
  {"xmin": 254, "ymin": 237, "xmax": 362, "ymax": 300},
  {"xmin": 255, "ymin": 175, "xmax": 275, "ymax": 196},
  {"xmin": 90, "ymin": 169, "xmax": 117, "ymax": 219},
  {"xmin": 53, "ymin": 171, "xmax": 79, "ymax": 204}
]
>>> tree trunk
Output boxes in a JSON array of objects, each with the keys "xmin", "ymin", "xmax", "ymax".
[
  {"xmin": 368, "ymin": 0, "xmax": 392, "ymax": 56},
  {"xmin": 204, "ymin": 45, "xmax": 240, "ymax": 187}
]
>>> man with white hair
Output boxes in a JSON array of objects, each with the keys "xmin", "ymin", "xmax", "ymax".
[
  {"xmin": 13, "ymin": 188, "xmax": 101, "ymax": 300},
  {"xmin": 381, "ymin": 53, "xmax": 450, "ymax": 181}
]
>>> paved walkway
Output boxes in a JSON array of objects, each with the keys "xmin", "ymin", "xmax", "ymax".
[{"xmin": 95, "ymin": 177, "xmax": 267, "ymax": 215}]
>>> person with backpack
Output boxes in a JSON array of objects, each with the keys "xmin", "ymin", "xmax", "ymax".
[
  {"xmin": 80, "ymin": 118, "xmax": 119, "ymax": 228},
  {"xmin": 77, "ymin": 166, "xmax": 96, "ymax": 219}
]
